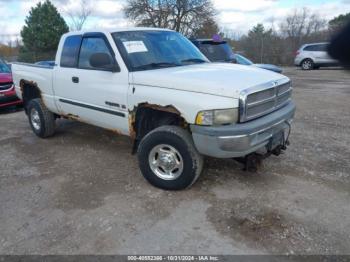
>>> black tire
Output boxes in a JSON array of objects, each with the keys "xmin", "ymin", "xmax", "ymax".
[
  {"xmin": 137, "ymin": 125, "xmax": 203, "ymax": 190},
  {"xmin": 301, "ymin": 59, "xmax": 314, "ymax": 70},
  {"xmin": 27, "ymin": 98, "xmax": 56, "ymax": 138}
]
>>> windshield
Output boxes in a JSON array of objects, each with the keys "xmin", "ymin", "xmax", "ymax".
[
  {"xmin": 235, "ymin": 54, "xmax": 253, "ymax": 65},
  {"xmin": 112, "ymin": 30, "xmax": 208, "ymax": 71},
  {"xmin": 0, "ymin": 59, "xmax": 11, "ymax": 73},
  {"xmin": 196, "ymin": 41, "xmax": 235, "ymax": 62}
]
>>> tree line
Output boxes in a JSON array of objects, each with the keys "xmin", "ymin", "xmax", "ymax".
[
  {"xmin": 229, "ymin": 9, "xmax": 349, "ymax": 65},
  {"xmin": 1, "ymin": 0, "xmax": 349, "ymax": 65}
]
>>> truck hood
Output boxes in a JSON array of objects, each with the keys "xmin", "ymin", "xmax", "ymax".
[{"xmin": 131, "ymin": 63, "xmax": 288, "ymax": 98}]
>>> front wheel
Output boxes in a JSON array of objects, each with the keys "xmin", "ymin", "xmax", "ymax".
[{"xmin": 137, "ymin": 126, "xmax": 203, "ymax": 190}]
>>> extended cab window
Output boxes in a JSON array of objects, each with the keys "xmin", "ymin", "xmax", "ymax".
[
  {"xmin": 78, "ymin": 37, "xmax": 114, "ymax": 70},
  {"xmin": 60, "ymin": 35, "xmax": 82, "ymax": 68}
]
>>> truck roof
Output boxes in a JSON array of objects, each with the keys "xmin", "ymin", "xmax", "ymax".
[{"xmin": 64, "ymin": 27, "xmax": 173, "ymax": 37}]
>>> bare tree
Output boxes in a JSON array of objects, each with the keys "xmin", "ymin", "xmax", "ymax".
[
  {"xmin": 66, "ymin": 0, "xmax": 92, "ymax": 31},
  {"xmin": 226, "ymin": 8, "xmax": 331, "ymax": 66},
  {"xmin": 124, "ymin": 0, "xmax": 217, "ymax": 36},
  {"xmin": 191, "ymin": 17, "xmax": 219, "ymax": 38},
  {"xmin": 279, "ymin": 8, "xmax": 327, "ymax": 48}
]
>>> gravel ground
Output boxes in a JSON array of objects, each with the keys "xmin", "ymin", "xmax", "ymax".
[{"xmin": 0, "ymin": 67, "xmax": 349, "ymax": 255}]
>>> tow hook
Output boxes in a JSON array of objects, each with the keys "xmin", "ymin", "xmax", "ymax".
[{"xmin": 236, "ymin": 140, "xmax": 290, "ymax": 172}]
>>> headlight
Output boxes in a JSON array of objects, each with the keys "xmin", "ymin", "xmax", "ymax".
[{"xmin": 195, "ymin": 108, "xmax": 238, "ymax": 126}]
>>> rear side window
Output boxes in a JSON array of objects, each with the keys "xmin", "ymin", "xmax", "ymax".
[
  {"xmin": 316, "ymin": 44, "xmax": 328, "ymax": 51},
  {"xmin": 60, "ymin": 35, "xmax": 82, "ymax": 68},
  {"xmin": 78, "ymin": 37, "xmax": 113, "ymax": 69},
  {"xmin": 304, "ymin": 45, "xmax": 315, "ymax": 51},
  {"xmin": 304, "ymin": 44, "xmax": 328, "ymax": 52}
]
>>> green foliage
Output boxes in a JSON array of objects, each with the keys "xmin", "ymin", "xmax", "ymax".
[
  {"xmin": 249, "ymin": 24, "xmax": 265, "ymax": 35},
  {"xmin": 329, "ymin": 13, "xmax": 350, "ymax": 32},
  {"xmin": 248, "ymin": 24, "xmax": 273, "ymax": 38},
  {"xmin": 19, "ymin": 0, "xmax": 69, "ymax": 62}
]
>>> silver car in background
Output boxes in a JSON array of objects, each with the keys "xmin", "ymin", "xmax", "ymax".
[{"xmin": 294, "ymin": 42, "xmax": 339, "ymax": 70}]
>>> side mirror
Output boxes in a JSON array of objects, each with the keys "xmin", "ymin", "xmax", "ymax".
[{"xmin": 89, "ymin": 53, "xmax": 120, "ymax": 72}]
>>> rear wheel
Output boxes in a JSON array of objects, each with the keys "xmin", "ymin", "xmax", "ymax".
[
  {"xmin": 301, "ymin": 59, "xmax": 314, "ymax": 70},
  {"xmin": 137, "ymin": 126, "xmax": 203, "ymax": 190},
  {"xmin": 27, "ymin": 98, "xmax": 56, "ymax": 138}
]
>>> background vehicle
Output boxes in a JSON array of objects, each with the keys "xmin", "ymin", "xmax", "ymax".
[
  {"xmin": 192, "ymin": 38, "xmax": 283, "ymax": 73},
  {"xmin": 12, "ymin": 28, "xmax": 295, "ymax": 190},
  {"xmin": 191, "ymin": 38, "xmax": 236, "ymax": 62},
  {"xmin": 234, "ymin": 54, "xmax": 283, "ymax": 73},
  {"xmin": 35, "ymin": 61, "xmax": 55, "ymax": 67},
  {"xmin": 0, "ymin": 58, "xmax": 22, "ymax": 108},
  {"xmin": 295, "ymin": 42, "xmax": 339, "ymax": 70}
]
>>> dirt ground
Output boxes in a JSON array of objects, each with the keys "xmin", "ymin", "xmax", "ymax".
[{"xmin": 0, "ymin": 67, "xmax": 349, "ymax": 255}]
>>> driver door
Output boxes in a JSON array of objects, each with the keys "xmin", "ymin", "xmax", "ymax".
[{"xmin": 54, "ymin": 33, "xmax": 130, "ymax": 134}]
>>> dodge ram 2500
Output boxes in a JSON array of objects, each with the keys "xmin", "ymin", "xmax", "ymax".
[{"xmin": 12, "ymin": 28, "xmax": 295, "ymax": 190}]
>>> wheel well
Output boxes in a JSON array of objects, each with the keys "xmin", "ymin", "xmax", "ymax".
[
  {"xmin": 130, "ymin": 103, "xmax": 187, "ymax": 154},
  {"xmin": 20, "ymin": 80, "xmax": 41, "ymax": 112},
  {"xmin": 301, "ymin": 58, "xmax": 313, "ymax": 65}
]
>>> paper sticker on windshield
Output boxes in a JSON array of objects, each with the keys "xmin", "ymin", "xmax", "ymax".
[{"xmin": 123, "ymin": 41, "xmax": 148, "ymax": 53}]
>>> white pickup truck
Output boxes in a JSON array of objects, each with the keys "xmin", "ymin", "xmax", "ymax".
[{"xmin": 12, "ymin": 28, "xmax": 295, "ymax": 190}]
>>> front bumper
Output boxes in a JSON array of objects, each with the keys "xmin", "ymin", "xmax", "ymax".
[
  {"xmin": 0, "ymin": 89, "xmax": 22, "ymax": 108},
  {"xmin": 190, "ymin": 101, "xmax": 296, "ymax": 158}
]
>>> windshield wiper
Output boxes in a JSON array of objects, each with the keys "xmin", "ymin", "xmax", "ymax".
[
  {"xmin": 181, "ymin": 58, "xmax": 207, "ymax": 64},
  {"xmin": 134, "ymin": 62, "xmax": 181, "ymax": 70}
]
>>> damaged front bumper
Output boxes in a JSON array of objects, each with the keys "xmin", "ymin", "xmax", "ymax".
[{"xmin": 190, "ymin": 101, "xmax": 296, "ymax": 158}]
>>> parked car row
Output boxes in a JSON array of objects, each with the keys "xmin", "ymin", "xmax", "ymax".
[
  {"xmin": 191, "ymin": 38, "xmax": 283, "ymax": 73},
  {"xmin": 191, "ymin": 37, "xmax": 340, "ymax": 71},
  {"xmin": 0, "ymin": 59, "xmax": 57, "ymax": 110}
]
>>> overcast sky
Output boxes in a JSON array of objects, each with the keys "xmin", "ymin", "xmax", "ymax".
[{"xmin": 1, "ymin": 0, "xmax": 350, "ymax": 40}]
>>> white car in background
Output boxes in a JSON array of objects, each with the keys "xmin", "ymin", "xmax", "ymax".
[{"xmin": 294, "ymin": 42, "xmax": 339, "ymax": 70}]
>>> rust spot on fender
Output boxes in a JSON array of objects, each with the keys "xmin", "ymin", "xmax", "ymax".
[
  {"xmin": 128, "ymin": 110, "xmax": 137, "ymax": 140},
  {"xmin": 20, "ymin": 80, "xmax": 39, "ymax": 93},
  {"xmin": 62, "ymin": 113, "xmax": 80, "ymax": 121},
  {"xmin": 141, "ymin": 103, "xmax": 181, "ymax": 115},
  {"xmin": 127, "ymin": 102, "xmax": 183, "ymax": 141}
]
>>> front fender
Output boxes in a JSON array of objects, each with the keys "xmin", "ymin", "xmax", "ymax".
[{"xmin": 128, "ymin": 84, "xmax": 238, "ymax": 124}]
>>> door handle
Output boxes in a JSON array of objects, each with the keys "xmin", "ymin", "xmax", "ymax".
[{"xmin": 72, "ymin": 76, "xmax": 79, "ymax": 83}]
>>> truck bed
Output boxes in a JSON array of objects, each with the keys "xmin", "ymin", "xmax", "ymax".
[{"xmin": 12, "ymin": 62, "xmax": 56, "ymax": 112}]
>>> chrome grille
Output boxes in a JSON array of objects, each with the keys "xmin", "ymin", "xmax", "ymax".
[
  {"xmin": 240, "ymin": 80, "xmax": 292, "ymax": 122},
  {"xmin": 0, "ymin": 82, "xmax": 13, "ymax": 91}
]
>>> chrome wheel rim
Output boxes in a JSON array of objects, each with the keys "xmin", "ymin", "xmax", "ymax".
[
  {"xmin": 148, "ymin": 144, "xmax": 184, "ymax": 180},
  {"xmin": 30, "ymin": 108, "xmax": 41, "ymax": 131},
  {"xmin": 303, "ymin": 61, "xmax": 312, "ymax": 69}
]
